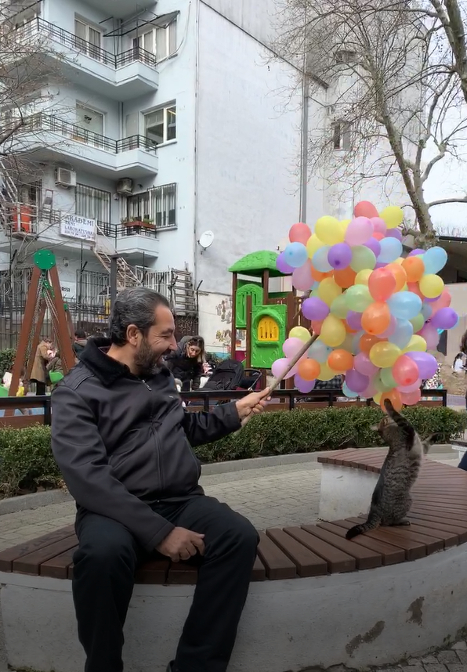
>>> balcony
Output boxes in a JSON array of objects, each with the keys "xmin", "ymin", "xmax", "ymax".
[
  {"xmin": 14, "ymin": 114, "xmax": 158, "ymax": 178},
  {"xmin": 16, "ymin": 18, "xmax": 159, "ymax": 100},
  {"xmin": 98, "ymin": 222, "xmax": 159, "ymax": 258}
]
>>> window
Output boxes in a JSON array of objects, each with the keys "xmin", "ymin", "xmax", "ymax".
[
  {"xmin": 257, "ymin": 317, "xmax": 279, "ymax": 342},
  {"xmin": 75, "ymin": 184, "xmax": 111, "ymax": 225},
  {"xmin": 133, "ymin": 31, "xmax": 154, "ymax": 54},
  {"xmin": 145, "ymin": 105, "xmax": 176, "ymax": 144},
  {"xmin": 75, "ymin": 269, "xmax": 109, "ymax": 304},
  {"xmin": 74, "ymin": 18, "xmax": 102, "ymax": 60},
  {"xmin": 333, "ymin": 121, "xmax": 351, "ymax": 151},
  {"xmin": 127, "ymin": 183, "xmax": 177, "ymax": 228},
  {"xmin": 132, "ymin": 20, "xmax": 177, "ymax": 60},
  {"xmin": 335, "ymin": 50, "xmax": 358, "ymax": 64},
  {"xmin": 76, "ymin": 104, "xmax": 104, "ymax": 136}
]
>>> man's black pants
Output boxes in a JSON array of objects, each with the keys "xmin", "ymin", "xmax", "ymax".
[{"xmin": 72, "ymin": 496, "xmax": 259, "ymax": 672}]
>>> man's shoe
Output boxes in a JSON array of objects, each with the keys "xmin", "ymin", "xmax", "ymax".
[{"xmin": 166, "ymin": 663, "xmax": 174, "ymax": 672}]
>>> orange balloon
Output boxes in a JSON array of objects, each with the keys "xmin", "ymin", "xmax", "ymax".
[
  {"xmin": 311, "ymin": 266, "xmax": 333, "ymax": 282},
  {"xmin": 373, "ymin": 232, "xmax": 384, "ymax": 241},
  {"xmin": 386, "ymin": 263, "xmax": 407, "ymax": 292},
  {"xmin": 311, "ymin": 320, "xmax": 323, "ymax": 335},
  {"xmin": 328, "ymin": 349, "xmax": 354, "ymax": 372},
  {"xmin": 297, "ymin": 358, "xmax": 320, "ymax": 381},
  {"xmin": 380, "ymin": 389, "xmax": 403, "ymax": 412},
  {"xmin": 402, "ymin": 256, "xmax": 425, "ymax": 282},
  {"xmin": 407, "ymin": 281, "xmax": 424, "ymax": 300},
  {"xmin": 360, "ymin": 333, "xmax": 383, "ymax": 355},
  {"xmin": 361, "ymin": 302, "xmax": 391, "ymax": 335},
  {"xmin": 334, "ymin": 267, "xmax": 356, "ymax": 288}
]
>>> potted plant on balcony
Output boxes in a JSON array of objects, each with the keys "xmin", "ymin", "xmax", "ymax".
[{"xmin": 121, "ymin": 216, "xmax": 155, "ymax": 229}]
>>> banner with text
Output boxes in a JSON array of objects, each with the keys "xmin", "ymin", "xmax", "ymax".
[{"xmin": 60, "ymin": 215, "xmax": 96, "ymax": 242}]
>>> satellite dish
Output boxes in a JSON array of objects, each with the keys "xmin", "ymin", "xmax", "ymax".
[{"xmin": 198, "ymin": 230, "xmax": 214, "ymax": 250}]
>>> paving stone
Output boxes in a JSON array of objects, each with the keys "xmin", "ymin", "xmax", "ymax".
[
  {"xmin": 438, "ymin": 652, "xmax": 461, "ymax": 665},
  {"xmin": 457, "ymin": 653, "xmax": 467, "ymax": 665},
  {"xmin": 446, "ymin": 665, "xmax": 467, "ymax": 672},
  {"xmin": 453, "ymin": 643, "xmax": 467, "ymax": 652},
  {"xmin": 424, "ymin": 665, "xmax": 448, "ymax": 672},
  {"xmin": 402, "ymin": 664, "xmax": 424, "ymax": 672},
  {"xmin": 422, "ymin": 657, "xmax": 441, "ymax": 665}
]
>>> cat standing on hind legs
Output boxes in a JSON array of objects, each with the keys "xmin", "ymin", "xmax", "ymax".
[{"xmin": 346, "ymin": 399, "xmax": 433, "ymax": 540}]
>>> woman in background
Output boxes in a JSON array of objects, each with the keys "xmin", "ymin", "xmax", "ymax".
[{"xmin": 165, "ymin": 335, "xmax": 206, "ymax": 391}]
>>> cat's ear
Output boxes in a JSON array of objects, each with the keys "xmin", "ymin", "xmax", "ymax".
[{"xmin": 423, "ymin": 434, "xmax": 436, "ymax": 453}]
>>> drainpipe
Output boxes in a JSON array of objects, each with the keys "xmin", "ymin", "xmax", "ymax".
[
  {"xmin": 299, "ymin": 74, "xmax": 309, "ymax": 223},
  {"xmin": 193, "ymin": 0, "xmax": 200, "ymax": 291}
]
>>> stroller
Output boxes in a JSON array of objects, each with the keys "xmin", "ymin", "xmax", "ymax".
[{"xmin": 202, "ymin": 359, "xmax": 262, "ymax": 394}]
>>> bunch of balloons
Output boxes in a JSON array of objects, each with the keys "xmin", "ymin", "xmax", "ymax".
[{"xmin": 273, "ymin": 200, "xmax": 458, "ymax": 411}]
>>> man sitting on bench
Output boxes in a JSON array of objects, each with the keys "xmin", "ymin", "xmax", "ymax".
[{"xmin": 51, "ymin": 288, "xmax": 269, "ymax": 672}]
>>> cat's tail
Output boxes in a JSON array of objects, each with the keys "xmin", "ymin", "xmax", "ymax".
[{"xmin": 345, "ymin": 512, "xmax": 381, "ymax": 540}]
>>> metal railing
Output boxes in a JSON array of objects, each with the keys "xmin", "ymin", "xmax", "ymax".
[
  {"xmin": 0, "ymin": 388, "xmax": 446, "ymax": 426},
  {"xmin": 96, "ymin": 222, "xmax": 158, "ymax": 239},
  {"xmin": 24, "ymin": 114, "xmax": 157, "ymax": 155},
  {"xmin": 16, "ymin": 18, "xmax": 157, "ymax": 70}
]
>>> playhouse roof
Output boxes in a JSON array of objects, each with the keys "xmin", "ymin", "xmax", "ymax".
[{"xmin": 228, "ymin": 251, "xmax": 284, "ymax": 277}]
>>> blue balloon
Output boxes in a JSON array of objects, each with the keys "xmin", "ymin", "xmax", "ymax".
[
  {"xmin": 423, "ymin": 246, "xmax": 447, "ymax": 274},
  {"xmin": 377, "ymin": 237, "xmax": 403, "ymax": 263},
  {"xmin": 388, "ymin": 318, "xmax": 413, "ymax": 349},
  {"xmin": 421, "ymin": 303, "xmax": 432, "ymax": 320},
  {"xmin": 343, "ymin": 381, "xmax": 359, "ymax": 398},
  {"xmin": 351, "ymin": 330, "xmax": 364, "ymax": 355},
  {"xmin": 284, "ymin": 242, "xmax": 308, "ymax": 268},
  {"xmin": 313, "ymin": 245, "xmax": 333, "ymax": 272},
  {"xmin": 308, "ymin": 339, "xmax": 332, "ymax": 363},
  {"xmin": 387, "ymin": 291, "xmax": 422, "ymax": 320}
]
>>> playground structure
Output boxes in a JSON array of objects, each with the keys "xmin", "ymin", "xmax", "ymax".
[
  {"xmin": 8, "ymin": 250, "xmax": 76, "ymax": 399},
  {"xmin": 228, "ymin": 251, "xmax": 310, "ymax": 375}
]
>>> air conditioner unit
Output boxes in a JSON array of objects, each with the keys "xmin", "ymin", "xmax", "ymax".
[
  {"xmin": 116, "ymin": 178, "xmax": 134, "ymax": 195},
  {"xmin": 55, "ymin": 168, "xmax": 76, "ymax": 188}
]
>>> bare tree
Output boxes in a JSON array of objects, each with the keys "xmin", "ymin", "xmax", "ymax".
[{"xmin": 272, "ymin": 0, "xmax": 467, "ymax": 246}]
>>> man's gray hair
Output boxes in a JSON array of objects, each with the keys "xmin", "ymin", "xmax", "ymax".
[{"xmin": 109, "ymin": 287, "xmax": 170, "ymax": 346}]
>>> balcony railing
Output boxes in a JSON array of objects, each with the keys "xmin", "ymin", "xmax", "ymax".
[
  {"xmin": 97, "ymin": 222, "xmax": 158, "ymax": 239},
  {"xmin": 24, "ymin": 114, "xmax": 157, "ymax": 155},
  {"xmin": 16, "ymin": 18, "xmax": 157, "ymax": 70}
]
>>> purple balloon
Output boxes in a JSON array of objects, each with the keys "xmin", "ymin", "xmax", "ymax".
[
  {"xmin": 347, "ymin": 310, "xmax": 363, "ymax": 330},
  {"xmin": 374, "ymin": 261, "xmax": 387, "ymax": 269},
  {"xmin": 408, "ymin": 248, "xmax": 424, "ymax": 256},
  {"xmin": 379, "ymin": 314, "xmax": 397, "ymax": 338},
  {"xmin": 386, "ymin": 227, "xmax": 403, "ymax": 241},
  {"xmin": 328, "ymin": 242, "xmax": 352, "ymax": 269},
  {"xmin": 364, "ymin": 237, "xmax": 381, "ymax": 257},
  {"xmin": 425, "ymin": 295, "xmax": 441, "ymax": 303},
  {"xmin": 430, "ymin": 307, "xmax": 458, "ymax": 330},
  {"xmin": 405, "ymin": 352, "xmax": 437, "ymax": 379},
  {"xmin": 354, "ymin": 353, "xmax": 378, "ymax": 377},
  {"xmin": 294, "ymin": 374, "xmax": 316, "ymax": 394},
  {"xmin": 276, "ymin": 252, "xmax": 294, "ymax": 274},
  {"xmin": 345, "ymin": 368, "xmax": 370, "ymax": 394},
  {"xmin": 302, "ymin": 297, "xmax": 330, "ymax": 321}
]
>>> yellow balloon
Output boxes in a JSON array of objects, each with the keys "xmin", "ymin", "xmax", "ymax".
[
  {"xmin": 355, "ymin": 269, "xmax": 372, "ymax": 286},
  {"xmin": 395, "ymin": 257, "xmax": 404, "ymax": 265},
  {"xmin": 318, "ymin": 361, "xmax": 338, "ymax": 381},
  {"xmin": 373, "ymin": 392, "xmax": 382, "ymax": 404},
  {"xmin": 402, "ymin": 335, "xmax": 427, "ymax": 353},
  {"xmin": 419, "ymin": 274, "xmax": 444, "ymax": 299},
  {"xmin": 369, "ymin": 341, "xmax": 401, "ymax": 368},
  {"xmin": 320, "ymin": 314, "xmax": 346, "ymax": 347},
  {"xmin": 289, "ymin": 326, "xmax": 311, "ymax": 343},
  {"xmin": 315, "ymin": 216, "xmax": 341, "ymax": 245},
  {"xmin": 318, "ymin": 277, "xmax": 342, "ymax": 306},
  {"xmin": 337, "ymin": 220, "xmax": 349, "ymax": 241},
  {"xmin": 306, "ymin": 234, "xmax": 324, "ymax": 259},
  {"xmin": 379, "ymin": 206, "xmax": 404, "ymax": 229}
]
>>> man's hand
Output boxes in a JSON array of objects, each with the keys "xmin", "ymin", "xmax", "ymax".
[
  {"xmin": 236, "ymin": 388, "xmax": 271, "ymax": 427},
  {"xmin": 156, "ymin": 527, "xmax": 205, "ymax": 562}
]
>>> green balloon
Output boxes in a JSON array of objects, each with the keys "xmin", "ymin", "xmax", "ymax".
[
  {"xmin": 0, "ymin": 385, "xmax": 8, "ymax": 397},
  {"xmin": 345, "ymin": 284, "xmax": 373, "ymax": 312},
  {"xmin": 380, "ymin": 367, "xmax": 397, "ymax": 388},
  {"xmin": 330, "ymin": 294, "xmax": 349, "ymax": 319},
  {"xmin": 410, "ymin": 313, "xmax": 424, "ymax": 332},
  {"xmin": 350, "ymin": 245, "xmax": 376, "ymax": 273},
  {"xmin": 374, "ymin": 373, "xmax": 393, "ymax": 393}
]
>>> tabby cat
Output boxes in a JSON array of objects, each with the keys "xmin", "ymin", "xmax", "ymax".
[{"xmin": 346, "ymin": 399, "xmax": 433, "ymax": 540}]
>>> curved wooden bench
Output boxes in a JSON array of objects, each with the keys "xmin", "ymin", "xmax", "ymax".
[{"xmin": 2, "ymin": 450, "xmax": 467, "ymax": 672}]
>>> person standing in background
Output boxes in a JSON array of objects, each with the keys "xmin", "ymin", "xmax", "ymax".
[{"xmin": 30, "ymin": 337, "xmax": 53, "ymax": 395}]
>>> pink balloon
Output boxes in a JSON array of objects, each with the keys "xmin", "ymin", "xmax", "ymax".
[
  {"xmin": 294, "ymin": 374, "xmax": 316, "ymax": 393},
  {"xmin": 283, "ymin": 337, "xmax": 307, "ymax": 359},
  {"xmin": 292, "ymin": 260, "xmax": 314, "ymax": 292},
  {"xmin": 392, "ymin": 355, "xmax": 419, "ymax": 387},
  {"xmin": 379, "ymin": 315, "xmax": 397, "ymax": 338},
  {"xmin": 430, "ymin": 290, "xmax": 451, "ymax": 313},
  {"xmin": 271, "ymin": 358, "xmax": 296, "ymax": 380},
  {"xmin": 289, "ymin": 222, "xmax": 312, "ymax": 244},
  {"xmin": 354, "ymin": 201, "xmax": 379, "ymax": 218},
  {"xmin": 400, "ymin": 388, "xmax": 421, "ymax": 406},
  {"xmin": 398, "ymin": 379, "xmax": 422, "ymax": 393},
  {"xmin": 371, "ymin": 217, "xmax": 387, "ymax": 235},
  {"xmin": 345, "ymin": 217, "xmax": 374, "ymax": 246},
  {"xmin": 418, "ymin": 324, "xmax": 439, "ymax": 350},
  {"xmin": 354, "ymin": 352, "xmax": 378, "ymax": 377},
  {"xmin": 362, "ymin": 379, "xmax": 378, "ymax": 398}
]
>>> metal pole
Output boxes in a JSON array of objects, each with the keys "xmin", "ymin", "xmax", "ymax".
[
  {"xmin": 78, "ymin": 240, "xmax": 83, "ymax": 327},
  {"xmin": 299, "ymin": 74, "xmax": 309, "ymax": 223},
  {"xmin": 110, "ymin": 254, "xmax": 118, "ymax": 313}
]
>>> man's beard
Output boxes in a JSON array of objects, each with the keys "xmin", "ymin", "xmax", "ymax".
[{"xmin": 134, "ymin": 337, "xmax": 159, "ymax": 378}]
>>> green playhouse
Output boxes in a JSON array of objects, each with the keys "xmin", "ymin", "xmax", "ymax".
[{"xmin": 229, "ymin": 250, "xmax": 308, "ymax": 370}]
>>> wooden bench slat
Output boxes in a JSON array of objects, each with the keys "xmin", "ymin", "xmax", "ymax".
[
  {"xmin": 300, "ymin": 524, "xmax": 382, "ymax": 570},
  {"xmin": 266, "ymin": 529, "xmax": 327, "ymax": 578},
  {"xmin": 408, "ymin": 513, "xmax": 467, "ymax": 542},
  {"xmin": 166, "ymin": 561, "xmax": 198, "ymax": 585},
  {"xmin": 404, "ymin": 522, "xmax": 458, "ymax": 548},
  {"xmin": 286, "ymin": 527, "xmax": 356, "ymax": 573},
  {"xmin": 13, "ymin": 535, "xmax": 78, "ymax": 574},
  {"xmin": 350, "ymin": 517, "xmax": 444, "ymax": 554},
  {"xmin": 322, "ymin": 521, "xmax": 406, "ymax": 564},
  {"xmin": 134, "ymin": 559, "xmax": 170, "ymax": 584},
  {"xmin": 257, "ymin": 532, "xmax": 297, "ymax": 580},
  {"xmin": 0, "ymin": 525, "xmax": 75, "ymax": 572},
  {"xmin": 345, "ymin": 518, "xmax": 426, "ymax": 560},
  {"xmin": 40, "ymin": 546, "xmax": 77, "ymax": 579},
  {"xmin": 410, "ymin": 505, "xmax": 467, "ymax": 522},
  {"xmin": 251, "ymin": 555, "xmax": 266, "ymax": 581}
]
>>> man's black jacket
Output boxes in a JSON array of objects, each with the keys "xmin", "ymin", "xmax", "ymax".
[{"xmin": 51, "ymin": 338, "xmax": 241, "ymax": 551}]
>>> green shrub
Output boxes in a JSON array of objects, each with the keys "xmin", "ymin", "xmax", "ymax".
[
  {"xmin": 0, "ymin": 348, "xmax": 16, "ymax": 379},
  {"xmin": 0, "ymin": 407, "xmax": 465, "ymax": 498}
]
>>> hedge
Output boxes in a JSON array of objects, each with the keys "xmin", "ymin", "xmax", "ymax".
[
  {"xmin": 0, "ymin": 407, "xmax": 465, "ymax": 498},
  {"xmin": 0, "ymin": 348, "xmax": 16, "ymax": 379}
]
